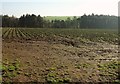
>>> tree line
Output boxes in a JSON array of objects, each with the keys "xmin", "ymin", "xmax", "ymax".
[
  {"xmin": 1, "ymin": 14, "xmax": 118, "ymax": 29},
  {"xmin": 80, "ymin": 14, "xmax": 118, "ymax": 29}
]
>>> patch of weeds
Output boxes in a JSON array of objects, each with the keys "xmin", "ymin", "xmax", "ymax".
[
  {"xmin": 47, "ymin": 77, "xmax": 57, "ymax": 83},
  {"xmin": 46, "ymin": 67, "xmax": 56, "ymax": 71},
  {"xmin": 47, "ymin": 72, "xmax": 56, "ymax": 77},
  {"xmin": 97, "ymin": 61, "xmax": 119, "ymax": 81},
  {"xmin": 97, "ymin": 61, "xmax": 119, "ymax": 71},
  {"xmin": 46, "ymin": 72, "xmax": 57, "ymax": 83},
  {"xmin": 8, "ymin": 65, "xmax": 16, "ymax": 71},
  {"xmin": 106, "ymin": 61, "xmax": 118, "ymax": 69},
  {"xmin": 97, "ymin": 64, "xmax": 105, "ymax": 71},
  {"xmin": 46, "ymin": 76, "xmax": 71, "ymax": 83},
  {"xmin": 75, "ymin": 63, "xmax": 90, "ymax": 69},
  {"xmin": 46, "ymin": 72, "xmax": 71, "ymax": 83},
  {"xmin": 49, "ymin": 67, "xmax": 56, "ymax": 71},
  {"xmin": 2, "ymin": 60, "xmax": 21, "ymax": 79},
  {"xmin": 63, "ymin": 77, "xmax": 71, "ymax": 82}
]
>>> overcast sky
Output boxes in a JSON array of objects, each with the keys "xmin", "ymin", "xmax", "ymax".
[{"xmin": 1, "ymin": 0, "xmax": 119, "ymax": 17}]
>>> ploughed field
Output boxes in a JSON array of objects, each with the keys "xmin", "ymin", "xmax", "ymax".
[{"xmin": 2, "ymin": 28, "xmax": 120, "ymax": 83}]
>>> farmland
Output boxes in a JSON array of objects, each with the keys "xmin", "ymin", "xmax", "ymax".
[
  {"xmin": 2, "ymin": 28, "xmax": 119, "ymax": 83},
  {"xmin": 43, "ymin": 16, "xmax": 80, "ymax": 21}
]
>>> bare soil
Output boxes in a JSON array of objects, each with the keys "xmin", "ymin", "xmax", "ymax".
[{"xmin": 2, "ymin": 40, "xmax": 118, "ymax": 82}]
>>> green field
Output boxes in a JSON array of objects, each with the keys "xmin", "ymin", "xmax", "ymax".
[
  {"xmin": 2, "ymin": 28, "xmax": 120, "ymax": 83},
  {"xmin": 43, "ymin": 16, "xmax": 80, "ymax": 21}
]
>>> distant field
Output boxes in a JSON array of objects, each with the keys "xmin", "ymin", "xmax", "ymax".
[
  {"xmin": 2, "ymin": 28, "xmax": 119, "ymax": 83},
  {"xmin": 43, "ymin": 16, "xmax": 80, "ymax": 21},
  {"xmin": 2, "ymin": 28, "xmax": 119, "ymax": 44}
]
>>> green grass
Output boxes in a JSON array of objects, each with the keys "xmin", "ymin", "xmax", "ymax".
[{"xmin": 43, "ymin": 16, "xmax": 80, "ymax": 21}]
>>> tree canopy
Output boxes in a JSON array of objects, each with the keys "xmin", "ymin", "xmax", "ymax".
[{"xmin": 1, "ymin": 14, "xmax": 118, "ymax": 29}]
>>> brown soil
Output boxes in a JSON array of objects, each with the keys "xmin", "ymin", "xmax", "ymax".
[{"xmin": 2, "ymin": 40, "xmax": 118, "ymax": 82}]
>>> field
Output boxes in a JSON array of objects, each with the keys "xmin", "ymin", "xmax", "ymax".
[
  {"xmin": 43, "ymin": 16, "xmax": 80, "ymax": 21},
  {"xmin": 2, "ymin": 28, "xmax": 120, "ymax": 83}
]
